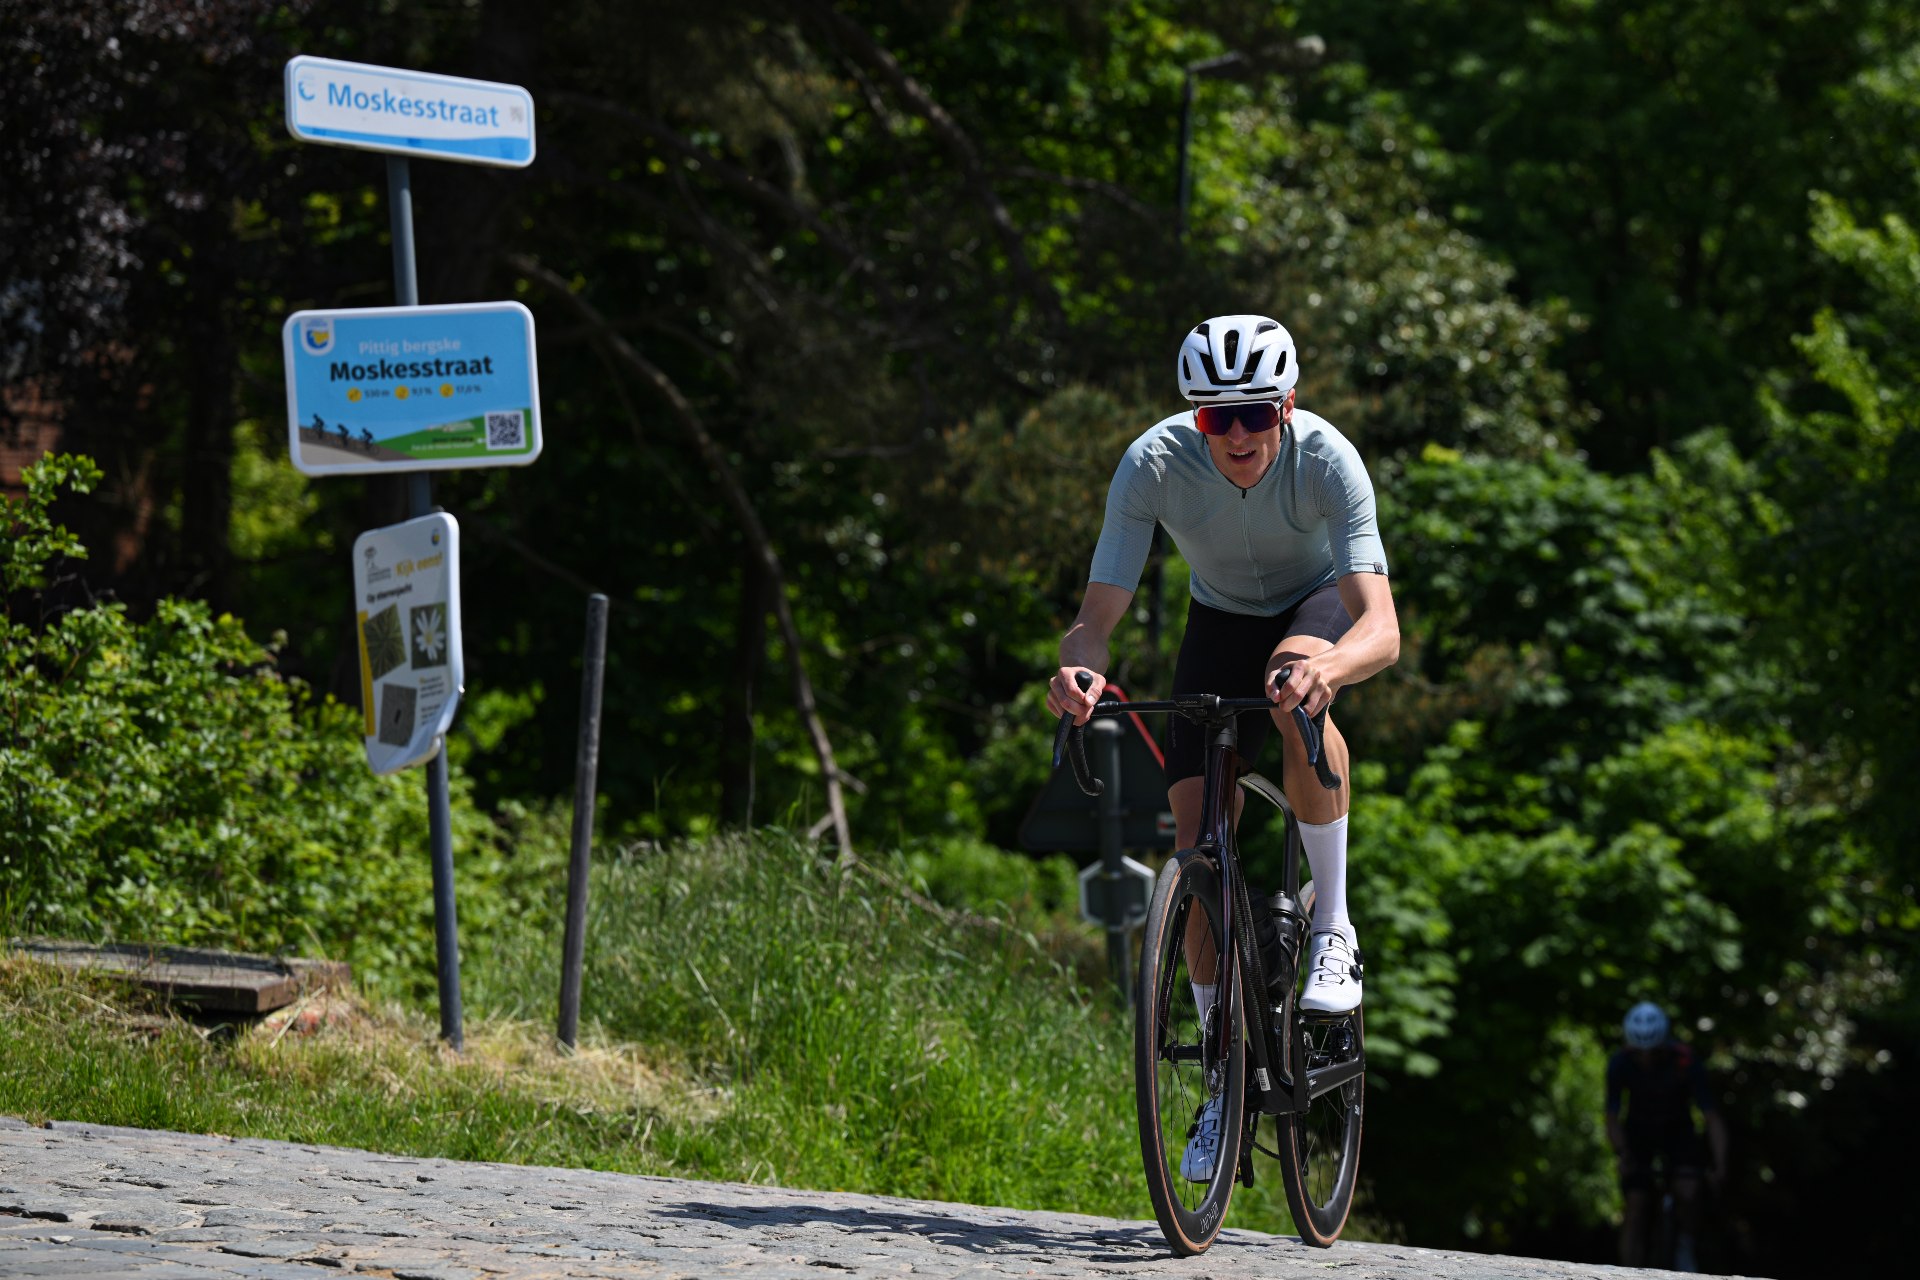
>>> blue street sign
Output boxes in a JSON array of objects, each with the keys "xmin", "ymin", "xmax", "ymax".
[
  {"xmin": 284, "ymin": 56, "xmax": 535, "ymax": 168},
  {"xmin": 283, "ymin": 301, "xmax": 542, "ymax": 477}
]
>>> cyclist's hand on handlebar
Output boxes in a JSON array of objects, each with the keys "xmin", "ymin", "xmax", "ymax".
[
  {"xmin": 1047, "ymin": 667, "xmax": 1106, "ymax": 724},
  {"xmin": 1268, "ymin": 654, "xmax": 1337, "ymax": 717}
]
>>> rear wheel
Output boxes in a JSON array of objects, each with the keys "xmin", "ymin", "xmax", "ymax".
[
  {"xmin": 1275, "ymin": 999, "xmax": 1365, "ymax": 1247},
  {"xmin": 1134, "ymin": 850, "xmax": 1245, "ymax": 1256}
]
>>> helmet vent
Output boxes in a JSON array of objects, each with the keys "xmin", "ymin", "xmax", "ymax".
[
  {"xmin": 1182, "ymin": 357, "xmax": 1191, "ymax": 381},
  {"xmin": 1223, "ymin": 329, "xmax": 1240, "ymax": 368}
]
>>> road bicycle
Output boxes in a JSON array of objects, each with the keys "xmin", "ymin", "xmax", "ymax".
[{"xmin": 1053, "ymin": 672, "xmax": 1365, "ymax": 1255}]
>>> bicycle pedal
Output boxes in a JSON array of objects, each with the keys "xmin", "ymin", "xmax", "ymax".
[{"xmin": 1301, "ymin": 1004, "xmax": 1361, "ymax": 1023}]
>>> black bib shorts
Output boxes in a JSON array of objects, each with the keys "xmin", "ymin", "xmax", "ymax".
[{"xmin": 1164, "ymin": 580, "xmax": 1354, "ymax": 786}]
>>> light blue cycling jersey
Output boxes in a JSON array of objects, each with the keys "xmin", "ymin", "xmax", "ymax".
[{"xmin": 1088, "ymin": 408, "xmax": 1388, "ymax": 616}]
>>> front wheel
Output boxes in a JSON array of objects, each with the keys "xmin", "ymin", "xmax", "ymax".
[{"xmin": 1135, "ymin": 850, "xmax": 1245, "ymax": 1256}]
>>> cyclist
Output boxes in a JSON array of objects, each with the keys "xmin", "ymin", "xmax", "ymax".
[
  {"xmin": 1607, "ymin": 1001, "xmax": 1729, "ymax": 1271},
  {"xmin": 1045, "ymin": 314, "xmax": 1400, "ymax": 1180}
]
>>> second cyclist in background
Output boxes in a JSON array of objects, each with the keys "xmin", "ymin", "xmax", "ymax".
[
  {"xmin": 1608, "ymin": 1001, "xmax": 1729, "ymax": 1272},
  {"xmin": 1045, "ymin": 313, "xmax": 1401, "ymax": 1181}
]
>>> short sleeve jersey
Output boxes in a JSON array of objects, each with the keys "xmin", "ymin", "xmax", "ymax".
[{"xmin": 1088, "ymin": 409, "xmax": 1388, "ymax": 616}]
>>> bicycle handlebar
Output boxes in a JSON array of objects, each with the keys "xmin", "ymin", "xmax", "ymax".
[
  {"xmin": 1051, "ymin": 668, "xmax": 1343, "ymax": 796},
  {"xmin": 1050, "ymin": 673, "xmax": 1104, "ymax": 795}
]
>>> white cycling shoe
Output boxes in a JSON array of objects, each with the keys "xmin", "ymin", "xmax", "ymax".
[
  {"xmin": 1299, "ymin": 924, "xmax": 1364, "ymax": 1015},
  {"xmin": 1179, "ymin": 1092, "xmax": 1226, "ymax": 1182}
]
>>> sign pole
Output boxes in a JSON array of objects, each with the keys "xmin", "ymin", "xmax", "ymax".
[
  {"xmin": 556, "ymin": 593, "xmax": 610, "ymax": 1049},
  {"xmin": 1091, "ymin": 718, "xmax": 1131, "ymax": 1001},
  {"xmin": 386, "ymin": 153, "xmax": 464, "ymax": 1051}
]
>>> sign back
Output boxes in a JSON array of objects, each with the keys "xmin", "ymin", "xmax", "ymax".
[{"xmin": 285, "ymin": 56, "xmax": 535, "ymax": 167}]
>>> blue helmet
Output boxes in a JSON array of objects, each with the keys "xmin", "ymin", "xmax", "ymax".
[{"xmin": 1623, "ymin": 1001, "xmax": 1669, "ymax": 1049}]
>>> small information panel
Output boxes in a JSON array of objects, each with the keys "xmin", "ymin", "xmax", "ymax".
[
  {"xmin": 285, "ymin": 55, "xmax": 535, "ymax": 167},
  {"xmin": 353, "ymin": 513, "xmax": 464, "ymax": 775},
  {"xmin": 283, "ymin": 301, "xmax": 541, "ymax": 477}
]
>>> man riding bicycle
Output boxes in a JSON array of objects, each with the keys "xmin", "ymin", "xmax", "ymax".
[
  {"xmin": 1608, "ymin": 1001, "xmax": 1729, "ymax": 1271},
  {"xmin": 1045, "ymin": 314, "xmax": 1400, "ymax": 1181}
]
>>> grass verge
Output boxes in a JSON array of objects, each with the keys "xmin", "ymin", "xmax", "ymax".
[{"xmin": 1, "ymin": 830, "xmax": 1332, "ymax": 1237}]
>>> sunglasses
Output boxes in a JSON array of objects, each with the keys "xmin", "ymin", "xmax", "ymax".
[{"xmin": 1192, "ymin": 400, "xmax": 1283, "ymax": 436}]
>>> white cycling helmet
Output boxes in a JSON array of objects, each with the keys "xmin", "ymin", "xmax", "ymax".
[
  {"xmin": 1623, "ymin": 1001, "xmax": 1669, "ymax": 1049},
  {"xmin": 1176, "ymin": 314, "xmax": 1299, "ymax": 403}
]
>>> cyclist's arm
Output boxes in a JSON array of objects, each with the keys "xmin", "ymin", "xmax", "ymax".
[
  {"xmin": 1705, "ymin": 1107, "xmax": 1728, "ymax": 1182},
  {"xmin": 1048, "ymin": 582, "xmax": 1133, "ymax": 723},
  {"xmin": 1331, "ymin": 571, "xmax": 1401, "ymax": 686},
  {"xmin": 1271, "ymin": 572, "xmax": 1401, "ymax": 714},
  {"xmin": 1689, "ymin": 1055, "xmax": 1730, "ymax": 1181},
  {"xmin": 1603, "ymin": 1053, "xmax": 1628, "ymax": 1156}
]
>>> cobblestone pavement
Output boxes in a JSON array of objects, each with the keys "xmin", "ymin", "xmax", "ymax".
[{"xmin": 0, "ymin": 1116, "xmax": 1743, "ymax": 1279}]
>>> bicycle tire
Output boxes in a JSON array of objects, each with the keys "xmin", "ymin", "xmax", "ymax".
[
  {"xmin": 1134, "ymin": 849, "xmax": 1246, "ymax": 1256},
  {"xmin": 1274, "ymin": 982, "xmax": 1364, "ymax": 1245},
  {"xmin": 1232, "ymin": 772, "xmax": 1364, "ymax": 1247}
]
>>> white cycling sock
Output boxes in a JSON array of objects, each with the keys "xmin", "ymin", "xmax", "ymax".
[
  {"xmin": 1190, "ymin": 981, "xmax": 1217, "ymax": 1023},
  {"xmin": 1299, "ymin": 814, "xmax": 1352, "ymax": 933}
]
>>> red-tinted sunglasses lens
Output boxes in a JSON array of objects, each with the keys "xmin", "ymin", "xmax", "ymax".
[{"xmin": 1193, "ymin": 401, "xmax": 1281, "ymax": 436}]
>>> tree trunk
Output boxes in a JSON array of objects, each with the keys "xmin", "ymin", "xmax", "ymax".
[{"xmin": 178, "ymin": 312, "xmax": 235, "ymax": 610}]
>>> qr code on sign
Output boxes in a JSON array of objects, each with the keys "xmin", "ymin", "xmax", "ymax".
[{"xmin": 485, "ymin": 411, "xmax": 525, "ymax": 450}]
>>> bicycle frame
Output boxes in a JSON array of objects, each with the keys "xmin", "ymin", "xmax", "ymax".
[{"xmin": 1056, "ymin": 685, "xmax": 1360, "ymax": 1118}]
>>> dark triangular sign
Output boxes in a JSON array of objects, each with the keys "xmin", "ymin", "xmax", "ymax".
[{"xmin": 1019, "ymin": 700, "xmax": 1175, "ymax": 853}]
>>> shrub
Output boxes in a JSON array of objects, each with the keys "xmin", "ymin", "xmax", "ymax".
[{"xmin": 1, "ymin": 455, "xmax": 566, "ymax": 994}]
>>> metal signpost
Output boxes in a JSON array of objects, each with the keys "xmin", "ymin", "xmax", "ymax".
[
  {"xmin": 283, "ymin": 56, "xmax": 540, "ymax": 1050},
  {"xmin": 1021, "ymin": 696, "xmax": 1173, "ymax": 1000}
]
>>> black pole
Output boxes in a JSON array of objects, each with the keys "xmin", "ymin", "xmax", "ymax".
[
  {"xmin": 1175, "ymin": 70, "xmax": 1197, "ymax": 245},
  {"xmin": 1091, "ymin": 717, "xmax": 1130, "ymax": 1001},
  {"xmin": 557, "ymin": 593, "xmax": 610, "ymax": 1049},
  {"xmin": 1153, "ymin": 71, "xmax": 1205, "ymax": 662},
  {"xmin": 389, "ymin": 154, "xmax": 463, "ymax": 1050}
]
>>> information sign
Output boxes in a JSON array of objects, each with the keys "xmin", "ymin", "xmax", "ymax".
[
  {"xmin": 352, "ymin": 513, "xmax": 464, "ymax": 775},
  {"xmin": 284, "ymin": 56, "xmax": 535, "ymax": 167},
  {"xmin": 1078, "ymin": 857, "xmax": 1156, "ymax": 930},
  {"xmin": 283, "ymin": 301, "xmax": 541, "ymax": 477}
]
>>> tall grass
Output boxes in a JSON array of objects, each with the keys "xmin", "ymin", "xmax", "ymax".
[{"xmin": 3, "ymin": 830, "xmax": 1321, "ymax": 1234}]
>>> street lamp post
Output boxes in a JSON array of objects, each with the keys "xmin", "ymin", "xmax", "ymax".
[{"xmin": 1148, "ymin": 40, "xmax": 1324, "ymax": 657}]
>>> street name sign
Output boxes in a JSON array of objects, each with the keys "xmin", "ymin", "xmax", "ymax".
[
  {"xmin": 284, "ymin": 56, "xmax": 535, "ymax": 167},
  {"xmin": 283, "ymin": 301, "xmax": 541, "ymax": 477},
  {"xmin": 353, "ymin": 513, "xmax": 464, "ymax": 775}
]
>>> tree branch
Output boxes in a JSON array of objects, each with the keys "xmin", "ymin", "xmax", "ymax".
[
  {"xmin": 508, "ymin": 252, "xmax": 855, "ymax": 863},
  {"xmin": 786, "ymin": 0, "xmax": 1064, "ymax": 332},
  {"xmin": 548, "ymin": 90, "xmax": 894, "ymax": 309}
]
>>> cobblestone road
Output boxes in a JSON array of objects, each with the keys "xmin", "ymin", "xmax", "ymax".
[{"xmin": 1, "ymin": 1116, "xmax": 1743, "ymax": 1279}]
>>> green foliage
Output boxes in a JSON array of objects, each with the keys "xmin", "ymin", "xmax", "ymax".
[
  {"xmin": 896, "ymin": 835, "xmax": 1078, "ymax": 924},
  {"xmin": 1757, "ymin": 191, "xmax": 1920, "ymax": 871},
  {"xmin": 0, "ymin": 456, "xmax": 568, "ymax": 994},
  {"xmin": 1295, "ymin": 0, "xmax": 1920, "ymax": 464}
]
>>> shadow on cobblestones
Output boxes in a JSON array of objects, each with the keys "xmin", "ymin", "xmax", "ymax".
[{"xmin": 660, "ymin": 1198, "xmax": 1182, "ymax": 1261}]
